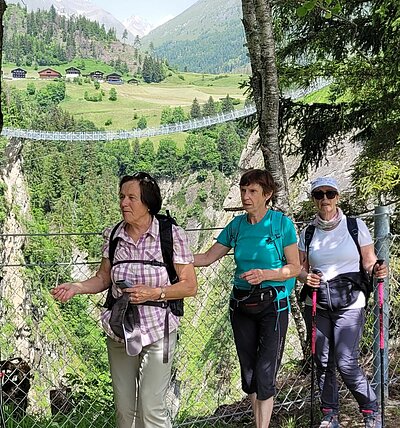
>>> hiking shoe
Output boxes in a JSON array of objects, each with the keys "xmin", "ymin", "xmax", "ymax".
[
  {"xmin": 363, "ymin": 411, "xmax": 382, "ymax": 428},
  {"xmin": 319, "ymin": 410, "xmax": 340, "ymax": 428}
]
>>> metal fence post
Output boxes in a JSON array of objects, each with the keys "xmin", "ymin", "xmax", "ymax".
[{"xmin": 373, "ymin": 205, "xmax": 390, "ymax": 401}]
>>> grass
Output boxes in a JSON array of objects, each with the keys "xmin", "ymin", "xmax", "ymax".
[
  {"xmin": 3, "ymin": 63, "xmax": 249, "ymax": 146},
  {"xmin": 299, "ymin": 85, "xmax": 332, "ymax": 103}
]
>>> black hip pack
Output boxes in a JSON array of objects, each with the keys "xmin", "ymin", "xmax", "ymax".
[
  {"xmin": 231, "ymin": 287, "xmax": 276, "ymax": 315},
  {"xmin": 305, "ymin": 272, "xmax": 362, "ymax": 311}
]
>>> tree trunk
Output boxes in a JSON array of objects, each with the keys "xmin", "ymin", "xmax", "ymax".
[
  {"xmin": 0, "ymin": 0, "xmax": 6, "ymax": 132},
  {"xmin": 241, "ymin": 0, "xmax": 289, "ymax": 212},
  {"xmin": 241, "ymin": 0, "xmax": 307, "ymax": 360}
]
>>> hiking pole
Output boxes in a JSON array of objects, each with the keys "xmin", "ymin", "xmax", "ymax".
[
  {"xmin": 376, "ymin": 259, "xmax": 385, "ymax": 427},
  {"xmin": 310, "ymin": 269, "xmax": 320, "ymax": 428}
]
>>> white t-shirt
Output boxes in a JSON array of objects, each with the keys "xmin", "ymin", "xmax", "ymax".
[{"xmin": 298, "ymin": 215, "xmax": 373, "ymax": 309}]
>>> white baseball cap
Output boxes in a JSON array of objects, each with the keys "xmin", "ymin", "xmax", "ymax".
[{"xmin": 310, "ymin": 177, "xmax": 339, "ymax": 193}]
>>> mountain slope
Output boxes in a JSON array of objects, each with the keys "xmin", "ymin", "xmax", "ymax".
[
  {"xmin": 5, "ymin": 0, "xmax": 149, "ymax": 41},
  {"xmin": 123, "ymin": 15, "xmax": 154, "ymax": 37},
  {"xmin": 142, "ymin": 0, "xmax": 249, "ymax": 73}
]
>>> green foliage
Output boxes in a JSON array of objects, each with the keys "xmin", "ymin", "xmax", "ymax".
[
  {"xmin": 141, "ymin": 56, "xmax": 167, "ymax": 83},
  {"xmin": 137, "ymin": 116, "xmax": 147, "ymax": 129},
  {"xmin": 353, "ymin": 157, "xmax": 400, "ymax": 202},
  {"xmin": 216, "ymin": 123, "xmax": 244, "ymax": 176},
  {"xmin": 36, "ymin": 81, "xmax": 66, "ymax": 107},
  {"xmin": 144, "ymin": 13, "xmax": 248, "ymax": 73},
  {"xmin": 136, "ymin": 138, "xmax": 156, "ymax": 172},
  {"xmin": 108, "ymin": 87, "xmax": 117, "ymax": 101},
  {"xmin": 153, "ymin": 138, "xmax": 180, "ymax": 178},
  {"xmin": 202, "ymin": 96, "xmax": 217, "ymax": 117},
  {"xmin": 160, "ymin": 106, "xmax": 187, "ymax": 125},
  {"xmin": 183, "ymin": 134, "xmax": 220, "ymax": 171},
  {"xmin": 160, "ymin": 106, "xmax": 173, "ymax": 125},
  {"xmin": 221, "ymin": 94, "xmax": 234, "ymax": 113},
  {"xmin": 84, "ymin": 90, "xmax": 102, "ymax": 102},
  {"xmin": 296, "ymin": 1, "xmax": 342, "ymax": 18},
  {"xmin": 3, "ymin": 4, "xmax": 118, "ymax": 66},
  {"xmin": 275, "ymin": 0, "xmax": 400, "ymax": 199},
  {"xmin": 190, "ymin": 97, "xmax": 202, "ymax": 119},
  {"xmin": 26, "ymin": 82, "xmax": 36, "ymax": 95}
]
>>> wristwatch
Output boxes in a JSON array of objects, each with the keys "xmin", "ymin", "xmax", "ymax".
[{"xmin": 159, "ymin": 286, "xmax": 166, "ymax": 300}]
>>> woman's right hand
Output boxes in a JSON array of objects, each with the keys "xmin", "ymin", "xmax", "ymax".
[
  {"xmin": 306, "ymin": 272, "xmax": 322, "ymax": 288},
  {"xmin": 51, "ymin": 283, "xmax": 81, "ymax": 303}
]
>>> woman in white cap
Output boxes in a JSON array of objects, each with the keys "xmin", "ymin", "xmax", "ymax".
[{"xmin": 297, "ymin": 177, "xmax": 387, "ymax": 428}]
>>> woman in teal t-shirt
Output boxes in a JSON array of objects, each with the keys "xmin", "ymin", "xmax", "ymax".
[{"xmin": 194, "ymin": 169, "xmax": 300, "ymax": 428}]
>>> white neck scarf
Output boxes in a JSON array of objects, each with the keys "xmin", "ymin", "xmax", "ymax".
[{"xmin": 312, "ymin": 207, "xmax": 343, "ymax": 231}]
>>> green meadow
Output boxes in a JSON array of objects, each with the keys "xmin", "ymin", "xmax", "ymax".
[{"xmin": 3, "ymin": 63, "xmax": 249, "ymax": 140}]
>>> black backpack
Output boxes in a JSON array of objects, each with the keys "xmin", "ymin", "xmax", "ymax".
[
  {"xmin": 103, "ymin": 211, "xmax": 184, "ymax": 316},
  {"xmin": 301, "ymin": 216, "xmax": 373, "ymax": 304}
]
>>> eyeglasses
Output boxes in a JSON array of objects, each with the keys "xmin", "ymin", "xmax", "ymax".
[{"xmin": 312, "ymin": 190, "xmax": 338, "ymax": 200}]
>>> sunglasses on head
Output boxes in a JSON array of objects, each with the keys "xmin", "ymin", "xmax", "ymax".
[
  {"xmin": 312, "ymin": 190, "xmax": 338, "ymax": 200},
  {"xmin": 131, "ymin": 172, "xmax": 156, "ymax": 183}
]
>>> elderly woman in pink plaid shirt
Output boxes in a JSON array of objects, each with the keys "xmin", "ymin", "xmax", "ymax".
[{"xmin": 52, "ymin": 172, "xmax": 197, "ymax": 428}]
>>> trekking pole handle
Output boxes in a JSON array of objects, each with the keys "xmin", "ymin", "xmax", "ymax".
[
  {"xmin": 310, "ymin": 269, "xmax": 321, "ymax": 317},
  {"xmin": 376, "ymin": 259, "xmax": 385, "ymax": 279}
]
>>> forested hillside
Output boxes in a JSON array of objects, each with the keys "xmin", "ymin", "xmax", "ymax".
[
  {"xmin": 3, "ymin": 4, "xmax": 139, "ymax": 73},
  {"xmin": 142, "ymin": 0, "xmax": 249, "ymax": 73}
]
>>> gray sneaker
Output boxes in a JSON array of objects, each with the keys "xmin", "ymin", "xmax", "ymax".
[
  {"xmin": 319, "ymin": 412, "xmax": 340, "ymax": 428},
  {"xmin": 363, "ymin": 412, "xmax": 382, "ymax": 428}
]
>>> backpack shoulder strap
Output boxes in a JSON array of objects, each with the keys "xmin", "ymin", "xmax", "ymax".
[
  {"xmin": 304, "ymin": 224, "xmax": 316, "ymax": 261},
  {"xmin": 104, "ymin": 220, "xmax": 123, "ymax": 309},
  {"xmin": 156, "ymin": 212, "xmax": 178, "ymax": 284},
  {"xmin": 271, "ymin": 210, "xmax": 285, "ymax": 260},
  {"xmin": 346, "ymin": 216, "xmax": 361, "ymax": 255},
  {"xmin": 270, "ymin": 211, "xmax": 293, "ymax": 307},
  {"xmin": 109, "ymin": 220, "xmax": 124, "ymax": 266}
]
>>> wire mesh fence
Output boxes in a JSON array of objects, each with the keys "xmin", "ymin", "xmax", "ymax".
[{"xmin": 0, "ymin": 213, "xmax": 399, "ymax": 427}]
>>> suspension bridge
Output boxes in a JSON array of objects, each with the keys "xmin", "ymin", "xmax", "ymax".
[{"xmin": 0, "ymin": 105, "xmax": 257, "ymax": 142}]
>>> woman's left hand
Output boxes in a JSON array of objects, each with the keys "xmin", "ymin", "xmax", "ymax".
[
  {"xmin": 123, "ymin": 285, "xmax": 158, "ymax": 304},
  {"xmin": 374, "ymin": 262, "xmax": 388, "ymax": 279},
  {"xmin": 240, "ymin": 269, "xmax": 265, "ymax": 285}
]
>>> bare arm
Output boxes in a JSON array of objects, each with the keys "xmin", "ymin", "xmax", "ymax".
[
  {"xmin": 194, "ymin": 242, "xmax": 230, "ymax": 267},
  {"xmin": 360, "ymin": 244, "xmax": 388, "ymax": 278},
  {"xmin": 297, "ymin": 249, "xmax": 321, "ymax": 287},
  {"xmin": 240, "ymin": 243, "xmax": 301, "ymax": 285},
  {"xmin": 297, "ymin": 249, "xmax": 309, "ymax": 283},
  {"xmin": 51, "ymin": 257, "xmax": 111, "ymax": 303}
]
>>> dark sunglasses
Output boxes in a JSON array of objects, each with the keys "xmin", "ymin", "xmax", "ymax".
[{"xmin": 312, "ymin": 190, "xmax": 338, "ymax": 200}]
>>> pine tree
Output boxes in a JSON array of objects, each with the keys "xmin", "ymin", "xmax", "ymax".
[
  {"xmin": 202, "ymin": 96, "xmax": 216, "ymax": 117},
  {"xmin": 190, "ymin": 98, "xmax": 202, "ymax": 119},
  {"xmin": 221, "ymin": 94, "xmax": 234, "ymax": 113}
]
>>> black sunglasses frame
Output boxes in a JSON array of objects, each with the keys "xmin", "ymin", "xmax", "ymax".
[{"xmin": 312, "ymin": 190, "xmax": 338, "ymax": 200}]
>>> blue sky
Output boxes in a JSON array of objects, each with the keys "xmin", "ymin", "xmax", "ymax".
[{"xmin": 91, "ymin": 0, "xmax": 198, "ymax": 26}]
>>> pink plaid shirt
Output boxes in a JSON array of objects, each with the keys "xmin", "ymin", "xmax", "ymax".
[{"xmin": 100, "ymin": 217, "xmax": 194, "ymax": 346}]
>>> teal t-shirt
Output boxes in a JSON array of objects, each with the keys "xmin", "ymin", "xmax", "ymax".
[{"xmin": 217, "ymin": 210, "xmax": 297, "ymax": 293}]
